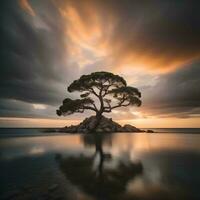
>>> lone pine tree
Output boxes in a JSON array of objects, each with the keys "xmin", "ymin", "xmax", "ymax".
[{"xmin": 57, "ymin": 71, "xmax": 142, "ymax": 132}]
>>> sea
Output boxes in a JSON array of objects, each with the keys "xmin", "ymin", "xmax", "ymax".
[{"xmin": 0, "ymin": 128, "xmax": 200, "ymax": 200}]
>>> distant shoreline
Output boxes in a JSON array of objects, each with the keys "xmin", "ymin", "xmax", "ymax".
[
  {"xmin": 0, "ymin": 128, "xmax": 200, "ymax": 139},
  {"xmin": 0, "ymin": 127, "xmax": 200, "ymax": 129}
]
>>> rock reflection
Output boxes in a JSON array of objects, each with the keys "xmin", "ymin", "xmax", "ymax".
[{"xmin": 55, "ymin": 134, "xmax": 143, "ymax": 200}]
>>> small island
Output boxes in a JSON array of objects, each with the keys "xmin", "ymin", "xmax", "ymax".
[
  {"xmin": 60, "ymin": 115, "xmax": 143, "ymax": 133},
  {"xmin": 57, "ymin": 71, "xmax": 152, "ymax": 133}
]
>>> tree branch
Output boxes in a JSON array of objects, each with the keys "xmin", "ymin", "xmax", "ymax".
[
  {"xmin": 91, "ymin": 102, "xmax": 98, "ymax": 112},
  {"xmin": 102, "ymin": 84, "xmax": 112, "ymax": 97},
  {"xmin": 111, "ymin": 102, "xmax": 130, "ymax": 109},
  {"xmin": 82, "ymin": 106, "xmax": 97, "ymax": 112},
  {"xmin": 103, "ymin": 95, "xmax": 130, "ymax": 112},
  {"xmin": 89, "ymin": 88, "xmax": 99, "ymax": 97}
]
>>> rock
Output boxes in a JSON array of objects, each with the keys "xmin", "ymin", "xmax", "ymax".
[
  {"xmin": 62, "ymin": 125, "xmax": 77, "ymax": 133},
  {"xmin": 95, "ymin": 128, "xmax": 104, "ymax": 133},
  {"xmin": 123, "ymin": 124, "xmax": 140, "ymax": 132},
  {"xmin": 77, "ymin": 127, "xmax": 83, "ymax": 133},
  {"xmin": 88, "ymin": 118, "xmax": 98, "ymax": 129},
  {"xmin": 59, "ymin": 115, "xmax": 142, "ymax": 133},
  {"xmin": 104, "ymin": 127, "xmax": 112, "ymax": 132},
  {"xmin": 116, "ymin": 127, "xmax": 124, "ymax": 132},
  {"xmin": 146, "ymin": 129, "xmax": 154, "ymax": 133},
  {"xmin": 82, "ymin": 128, "xmax": 89, "ymax": 133}
]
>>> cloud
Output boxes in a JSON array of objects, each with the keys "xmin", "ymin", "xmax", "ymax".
[
  {"xmin": 0, "ymin": 98, "xmax": 57, "ymax": 118},
  {"xmin": 56, "ymin": 0, "xmax": 200, "ymax": 72},
  {"xmin": 106, "ymin": 0, "xmax": 200, "ymax": 72},
  {"xmin": 0, "ymin": 0, "xmax": 199, "ymax": 120},
  {"xmin": 0, "ymin": 0, "xmax": 80, "ymax": 106},
  {"xmin": 140, "ymin": 61, "xmax": 200, "ymax": 117}
]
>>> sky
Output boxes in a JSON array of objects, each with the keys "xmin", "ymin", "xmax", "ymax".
[{"xmin": 0, "ymin": 0, "xmax": 200, "ymax": 128}]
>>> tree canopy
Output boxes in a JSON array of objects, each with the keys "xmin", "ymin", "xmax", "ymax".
[{"xmin": 57, "ymin": 71, "xmax": 141, "ymax": 117}]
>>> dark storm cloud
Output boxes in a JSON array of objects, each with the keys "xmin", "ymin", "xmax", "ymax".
[
  {"xmin": 0, "ymin": 98, "xmax": 58, "ymax": 118},
  {"xmin": 0, "ymin": 0, "xmax": 77, "ymax": 107},
  {"xmin": 142, "ymin": 61, "xmax": 200, "ymax": 117},
  {"xmin": 109, "ymin": 0, "xmax": 200, "ymax": 71},
  {"xmin": 0, "ymin": 99, "xmax": 32, "ymax": 117}
]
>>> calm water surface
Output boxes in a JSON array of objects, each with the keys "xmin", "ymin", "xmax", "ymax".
[{"xmin": 0, "ymin": 130, "xmax": 200, "ymax": 200}]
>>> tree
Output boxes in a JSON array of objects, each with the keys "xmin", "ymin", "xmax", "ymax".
[{"xmin": 57, "ymin": 71, "xmax": 141, "ymax": 122}]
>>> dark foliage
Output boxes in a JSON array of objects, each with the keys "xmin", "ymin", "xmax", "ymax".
[{"xmin": 57, "ymin": 71, "xmax": 141, "ymax": 117}]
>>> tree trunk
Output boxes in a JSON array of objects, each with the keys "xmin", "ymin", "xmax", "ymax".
[
  {"xmin": 96, "ymin": 111, "xmax": 102, "ymax": 120},
  {"xmin": 89, "ymin": 111, "xmax": 102, "ymax": 132}
]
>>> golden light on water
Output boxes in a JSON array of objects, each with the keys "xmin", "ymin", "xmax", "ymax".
[
  {"xmin": 112, "ymin": 133, "xmax": 200, "ymax": 152},
  {"xmin": 1, "ymin": 133, "xmax": 199, "ymax": 161}
]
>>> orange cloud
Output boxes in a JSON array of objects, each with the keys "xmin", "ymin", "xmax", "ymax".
[
  {"xmin": 60, "ymin": 1, "xmax": 199, "ymax": 73},
  {"xmin": 56, "ymin": 1, "xmax": 114, "ymax": 68},
  {"xmin": 21, "ymin": 0, "xmax": 200, "ymax": 73},
  {"xmin": 19, "ymin": 0, "xmax": 35, "ymax": 16}
]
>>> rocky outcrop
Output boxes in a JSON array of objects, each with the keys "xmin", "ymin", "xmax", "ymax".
[
  {"xmin": 61, "ymin": 115, "xmax": 144, "ymax": 133},
  {"xmin": 146, "ymin": 129, "xmax": 154, "ymax": 133}
]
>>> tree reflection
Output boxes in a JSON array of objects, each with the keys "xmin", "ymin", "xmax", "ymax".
[
  {"xmin": 82, "ymin": 133, "xmax": 113, "ymax": 177},
  {"xmin": 55, "ymin": 134, "xmax": 143, "ymax": 200}
]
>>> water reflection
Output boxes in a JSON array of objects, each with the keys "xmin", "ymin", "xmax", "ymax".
[
  {"xmin": 0, "ymin": 133, "xmax": 200, "ymax": 200},
  {"xmin": 56, "ymin": 134, "xmax": 143, "ymax": 200}
]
